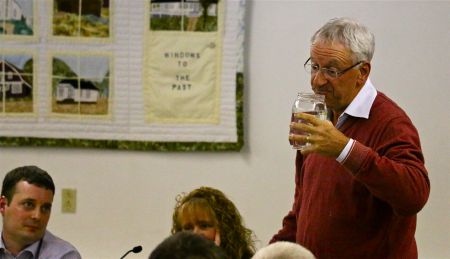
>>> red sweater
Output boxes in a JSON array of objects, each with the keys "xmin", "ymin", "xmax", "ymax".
[{"xmin": 271, "ymin": 92, "xmax": 430, "ymax": 259}]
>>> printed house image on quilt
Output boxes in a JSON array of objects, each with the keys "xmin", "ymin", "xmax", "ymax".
[
  {"xmin": 0, "ymin": 0, "xmax": 34, "ymax": 35},
  {"xmin": 51, "ymin": 55, "xmax": 110, "ymax": 115},
  {"xmin": 56, "ymin": 79, "xmax": 99, "ymax": 103},
  {"xmin": 150, "ymin": 0, "xmax": 218, "ymax": 32}
]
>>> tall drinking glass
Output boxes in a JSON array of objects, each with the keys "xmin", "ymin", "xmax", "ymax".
[{"xmin": 290, "ymin": 92, "xmax": 327, "ymax": 150}]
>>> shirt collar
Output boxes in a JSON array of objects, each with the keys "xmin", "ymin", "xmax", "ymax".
[
  {"xmin": 0, "ymin": 232, "xmax": 43, "ymax": 258},
  {"xmin": 342, "ymin": 77, "xmax": 377, "ymax": 119}
]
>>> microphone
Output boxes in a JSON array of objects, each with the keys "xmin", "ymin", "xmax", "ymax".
[{"xmin": 120, "ymin": 245, "xmax": 143, "ymax": 259}]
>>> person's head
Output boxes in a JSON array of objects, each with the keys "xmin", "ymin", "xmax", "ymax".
[
  {"xmin": 0, "ymin": 166, "xmax": 55, "ymax": 252},
  {"xmin": 306, "ymin": 17, "xmax": 374, "ymax": 115},
  {"xmin": 252, "ymin": 241, "xmax": 315, "ymax": 259},
  {"xmin": 172, "ymin": 186, "xmax": 255, "ymax": 259},
  {"xmin": 149, "ymin": 231, "xmax": 228, "ymax": 259}
]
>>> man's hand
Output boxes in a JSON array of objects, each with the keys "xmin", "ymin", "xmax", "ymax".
[{"xmin": 289, "ymin": 112, "xmax": 350, "ymax": 157}]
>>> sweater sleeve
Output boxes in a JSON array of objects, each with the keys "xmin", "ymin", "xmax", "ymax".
[
  {"xmin": 269, "ymin": 210, "xmax": 297, "ymax": 243},
  {"xmin": 342, "ymin": 115, "xmax": 430, "ymax": 216}
]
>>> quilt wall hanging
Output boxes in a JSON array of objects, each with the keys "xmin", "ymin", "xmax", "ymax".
[{"xmin": 0, "ymin": 0, "xmax": 245, "ymax": 151}]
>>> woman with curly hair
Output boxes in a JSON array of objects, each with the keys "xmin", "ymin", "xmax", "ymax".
[{"xmin": 171, "ymin": 186, "xmax": 255, "ymax": 259}]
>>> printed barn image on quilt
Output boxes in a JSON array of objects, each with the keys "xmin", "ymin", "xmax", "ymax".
[{"xmin": 0, "ymin": 54, "xmax": 33, "ymax": 113}]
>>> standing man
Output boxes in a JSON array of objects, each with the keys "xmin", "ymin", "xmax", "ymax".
[
  {"xmin": 271, "ymin": 17, "xmax": 430, "ymax": 259},
  {"xmin": 0, "ymin": 166, "xmax": 81, "ymax": 258}
]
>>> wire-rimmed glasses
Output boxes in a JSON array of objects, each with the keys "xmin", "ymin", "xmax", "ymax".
[{"xmin": 304, "ymin": 57, "xmax": 363, "ymax": 79}]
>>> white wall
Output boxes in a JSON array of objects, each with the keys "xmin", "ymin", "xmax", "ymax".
[{"xmin": 1, "ymin": 1, "xmax": 449, "ymax": 258}]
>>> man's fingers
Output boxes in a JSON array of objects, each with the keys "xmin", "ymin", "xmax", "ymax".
[
  {"xmin": 290, "ymin": 121, "xmax": 315, "ymax": 134},
  {"xmin": 295, "ymin": 112, "xmax": 321, "ymax": 126}
]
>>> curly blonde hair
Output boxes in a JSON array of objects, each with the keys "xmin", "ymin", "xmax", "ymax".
[{"xmin": 171, "ymin": 186, "xmax": 255, "ymax": 259}]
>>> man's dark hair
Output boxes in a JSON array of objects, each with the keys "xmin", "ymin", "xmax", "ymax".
[
  {"xmin": 149, "ymin": 232, "xmax": 228, "ymax": 259},
  {"xmin": 1, "ymin": 166, "xmax": 55, "ymax": 203}
]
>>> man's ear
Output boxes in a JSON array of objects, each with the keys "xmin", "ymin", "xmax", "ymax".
[
  {"xmin": 0, "ymin": 196, "xmax": 8, "ymax": 214},
  {"xmin": 357, "ymin": 62, "xmax": 371, "ymax": 85}
]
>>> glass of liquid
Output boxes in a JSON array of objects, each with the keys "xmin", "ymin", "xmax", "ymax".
[{"xmin": 290, "ymin": 92, "xmax": 327, "ymax": 150}]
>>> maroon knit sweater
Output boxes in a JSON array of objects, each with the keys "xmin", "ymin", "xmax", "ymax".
[{"xmin": 271, "ymin": 92, "xmax": 430, "ymax": 259}]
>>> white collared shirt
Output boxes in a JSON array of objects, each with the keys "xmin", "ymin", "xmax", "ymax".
[
  {"xmin": 0, "ymin": 231, "xmax": 81, "ymax": 259},
  {"xmin": 336, "ymin": 78, "xmax": 377, "ymax": 163}
]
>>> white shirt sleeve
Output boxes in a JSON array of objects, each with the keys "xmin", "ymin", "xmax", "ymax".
[{"xmin": 336, "ymin": 138, "xmax": 355, "ymax": 164}]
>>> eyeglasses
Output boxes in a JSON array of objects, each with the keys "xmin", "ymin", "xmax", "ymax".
[{"xmin": 304, "ymin": 57, "xmax": 363, "ymax": 79}]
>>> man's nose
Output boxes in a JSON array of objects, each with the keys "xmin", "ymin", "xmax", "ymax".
[
  {"xmin": 312, "ymin": 69, "xmax": 328, "ymax": 86},
  {"xmin": 31, "ymin": 208, "xmax": 41, "ymax": 220}
]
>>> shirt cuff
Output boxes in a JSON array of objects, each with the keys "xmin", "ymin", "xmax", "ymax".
[{"xmin": 336, "ymin": 138, "xmax": 355, "ymax": 164}]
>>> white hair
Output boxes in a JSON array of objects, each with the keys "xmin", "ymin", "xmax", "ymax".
[
  {"xmin": 252, "ymin": 242, "xmax": 315, "ymax": 259},
  {"xmin": 311, "ymin": 17, "xmax": 375, "ymax": 63}
]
